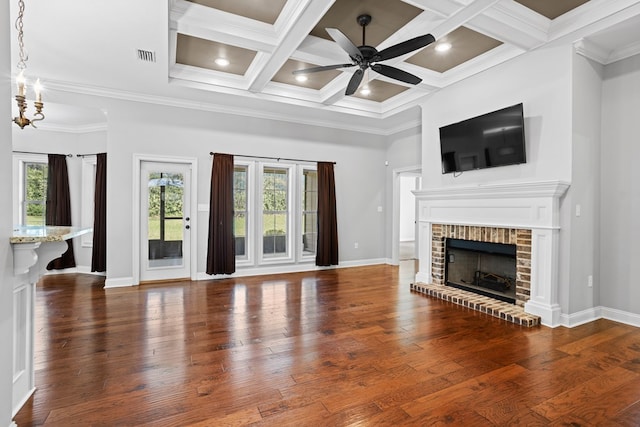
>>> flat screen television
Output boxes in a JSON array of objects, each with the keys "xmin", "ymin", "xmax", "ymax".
[{"xmin": 439, "ymin": 103, "xmax": 526, "ymax": 174}]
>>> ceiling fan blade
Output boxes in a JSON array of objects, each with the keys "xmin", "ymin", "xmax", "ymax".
[
  {"xmin": 326, "ymin": 28, "xmax": 363, "ymax": 61},
  {"xmin": 292, "ymin": 63, "xmax": 355, "ymax": 75},
  {"xmin": 371, "ymin": 64, "xmax": 422, "ymax": 85},
  {"xmin": 374, "ymin": 34, "xmax": 436, "ymax": 62},
  {"xmin": 345, "ymin": 69, "xmax": 364, "ymax": 95}
]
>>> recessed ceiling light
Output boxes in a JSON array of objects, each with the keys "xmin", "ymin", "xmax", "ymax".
[
  {"xmin": 215, "ymin": 58, "xmax": 230, "ymax": 67},
  {"xmin": 435, "ymin": 42, "xmax": 452, "ymax": 53},
  {"xmin": 360, "ymin": 87, "xmax": 371, "ymax": 96},
  {"xmin": 295, "ymin": 75, "xmax": 308, "ymax": 82}
]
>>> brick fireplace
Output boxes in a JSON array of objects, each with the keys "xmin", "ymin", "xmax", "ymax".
[{"xmin": 413, "ymin": 181, "xmax": 569, "ymax": 327}]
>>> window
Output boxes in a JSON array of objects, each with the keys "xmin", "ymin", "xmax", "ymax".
[
  {"xmin": 233, "ymin": 165, "xmax": 248, "ymax": 259},
  {"xmin": 232, "ymin": 161, "xmax": 316, "ymax": 266},
  {"xmin": 301, "ymin": 168, "xmax": 318, "ymax": 256},
  {"xmin": 262, "ymin": 166, "xmax": 289, "ymax": 258},
  {"xmin": 13, "ymin": 154, "xmax": 49, "ymax": 227}
]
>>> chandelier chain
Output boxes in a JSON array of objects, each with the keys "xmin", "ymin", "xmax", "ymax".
[{"xmin": 15, "ymin": 0, "xmax": 27, "ymax": 70}]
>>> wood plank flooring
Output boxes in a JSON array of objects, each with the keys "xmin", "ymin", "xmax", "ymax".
[{"xmin": 14, "ymin": 262, "xmax": 640, "ymax": 426}]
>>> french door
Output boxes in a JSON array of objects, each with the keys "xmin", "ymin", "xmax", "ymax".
[{"xmin": 140, "ymin": 161, "xmax": 192, "ymax": 282}]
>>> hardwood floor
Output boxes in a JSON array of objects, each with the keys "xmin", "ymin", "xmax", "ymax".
[{"xmin": 14, "ymin": 262, "xmax": 640, "ymax": 426}]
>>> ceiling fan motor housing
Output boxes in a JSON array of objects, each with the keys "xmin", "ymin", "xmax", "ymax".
[{"xmin": 357, "ymin": 14, "xmax": 372, "ymax": 27}]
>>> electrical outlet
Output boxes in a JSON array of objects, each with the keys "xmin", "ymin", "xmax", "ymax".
[
  {"xmin": 587, "ymin": 275, "xmax": 593, "ymax": 287},
  {"xmin": 354, "ymin": 242, "xmax": 359, "ymax": 249}
]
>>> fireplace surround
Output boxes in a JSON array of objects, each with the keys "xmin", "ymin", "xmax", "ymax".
[{"xmin": 413, "ymin": 181, "xmax": 569, "ymax": 327}]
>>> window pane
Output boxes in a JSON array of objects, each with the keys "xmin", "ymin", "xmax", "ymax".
[
  {"xmin": 24, "ymin": 162, "xmax": 48, "ymax": 225},
  {"xmin": 234, "ymin": 212, "xmax": 246, "ymax": 256},
  {"xmin": 147, "ymin": 171, "xmax": 184, "ymax": 263},
  {"xmin": 302, "ymin": 212, "xmax": 317, "ymax": 254},
  {"xmin": 302, "ymin": 169, "xmax": 318, "ymax": 256},
  {"xmin": 234, "ymin": 166, "xmax": 249, "ymax": 259},
  {"xmin": 263, "ymin": 167, "xmax": 288, "ymax": 257}
]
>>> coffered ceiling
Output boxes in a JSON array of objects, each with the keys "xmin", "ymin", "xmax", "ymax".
[
  {"xmin": 8, "ymin": 0, "xmax": 640, "ymax": 131},
  {"xmin": 169, "ymin": 0, "xmax": 640, "ymax": 117}
]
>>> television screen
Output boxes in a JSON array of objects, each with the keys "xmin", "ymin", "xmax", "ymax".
[{"xmin": 439, "ymin": 103, "xmax": 526, "ymax": 174}]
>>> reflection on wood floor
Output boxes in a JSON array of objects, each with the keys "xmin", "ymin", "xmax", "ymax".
[{"xmin": 15, "ymin": 261, "xmax": 640, "ymax": 426}]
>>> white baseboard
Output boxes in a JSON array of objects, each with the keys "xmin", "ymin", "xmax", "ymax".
[
  {"xmin": 560, "ymin": 307, "xmax": 602, "ymax": 328},
  {"xmin": 600, "ymin": 307, "xmax": 640, "ymax": 328},
  {"xmin": 338, "ymin": 258, "xmax": 387, "ymax": 268},
  {"xmin": 104, "ymin": 276, "xmax": 135, "ymax": 288},
  {"xmin": 44, "ymin": 265, "xmax": 106, "ymax": 276},
  {"xmin": 560, "ymin": 306, "xmax": 640, "ymax": 328},
  {"xmin": 44, "ymin": 266, "xmax": 79, "ymax": 275},
  {"xmin": 196, "ymin": 258, "xmax": 387, "ymax": 281},
  {"xmin": 75, "ymin": 265, "xmax": 107, "ymax": 276}
]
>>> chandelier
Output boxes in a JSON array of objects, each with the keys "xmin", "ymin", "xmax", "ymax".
[{"xmin": 13, "ymin": 0, "xmax": 44, "ymax": 129}]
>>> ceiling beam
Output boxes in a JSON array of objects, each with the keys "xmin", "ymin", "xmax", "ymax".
[{"xmin": 247, "ymin": 0, "xmax": 335, "ymax": 93}]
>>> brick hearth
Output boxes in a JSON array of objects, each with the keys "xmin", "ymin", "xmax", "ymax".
[{"xmin": 410, "ymin": 282, "xmax": 540, "ymax": 327}]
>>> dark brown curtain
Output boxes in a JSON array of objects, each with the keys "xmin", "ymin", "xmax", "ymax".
[
  {"xmin": 46, "ymin": 154, "xmax": 76, "ymax": 270},
  {"xmin": 206, "ymin": 153, "xmax": 235, "ymax": 275},
  {"xmin": 91, "ymin": 153, "xmax": 107, "ymax": 272},
  {"xmin": 316, "ymin": 162, "xmax": 338, "ymax": 266}
]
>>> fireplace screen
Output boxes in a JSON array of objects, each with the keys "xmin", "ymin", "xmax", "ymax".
[{"xmin": 445, "ymin": 238, "xmax": 517, "ymax": 304}]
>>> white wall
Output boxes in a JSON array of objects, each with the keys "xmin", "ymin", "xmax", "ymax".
[
  {"xmin": 12, "ymin": 129, "xmax": 107, "ymax": 271},
  {"xmin": 600, "ymin": 53, "xmax": 640, "ymax": 314},
  {"xmin": 86, "ymin": 97, "xmax": 388, "ymax": 283},
  {"xmin": 566, "ymin": 53, "xmax": 603, "ymax": 314},
  {"xmin": 1, "ymin": 2, "xmax": 15, "ymax": 425},
  {"xmin": 399, "ymin": 176, "xmax": 417, "ymax": 242},
  {"xmin": 421, "ymin": 45, "xmax": 574, "ymax": 188},
  {"xmin": 384, "ymin": 124, "xmax": 421, "ymax": 260}
]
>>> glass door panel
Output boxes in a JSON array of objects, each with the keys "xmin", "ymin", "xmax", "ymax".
[{"xmin": 140, "ymin": 161, "xmax": 191, "ymax": 282}]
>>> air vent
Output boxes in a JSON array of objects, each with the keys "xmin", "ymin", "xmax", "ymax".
[{"xmin": 136, "ymin": 49, "xmax": 156, "ymax": 63}]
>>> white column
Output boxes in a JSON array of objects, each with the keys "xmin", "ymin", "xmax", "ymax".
[
  {"xmin": 524, "ymin": 228, "xmax": 562, "ymax": 327},
  {"xmin": 416, "ymin": 220, "xmax": 432, "ymax": 284}
]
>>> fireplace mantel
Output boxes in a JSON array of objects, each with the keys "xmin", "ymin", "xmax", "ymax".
[{"xmin": 413, "ymin": 180, "xmax": 569, "ymax": 327}]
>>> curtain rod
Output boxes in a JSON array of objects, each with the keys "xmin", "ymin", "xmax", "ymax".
[
  {"xmin": 13, "ymin": 150, "xmax": 72, "ymax": 157},
  {"xmin": 209, "ymin": 152, "xmax": 335, "ymax": 165},
  {"xmin": 76, "ymin": 153, "xmax": 102, "ymax": 158}
]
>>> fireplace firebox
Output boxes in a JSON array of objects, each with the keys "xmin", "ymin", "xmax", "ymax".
[{"xmin": 445, "ymin": 238, "xmax": 517, "ymax": 304}]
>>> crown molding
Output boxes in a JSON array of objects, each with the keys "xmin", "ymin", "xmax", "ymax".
[
  {"xmin": 34, "ymin": 122, "xmax": 108, "ymax": 134},
  {"xmin": 44, "ymin": 79, "xmax": 419, "ymax": 136}
]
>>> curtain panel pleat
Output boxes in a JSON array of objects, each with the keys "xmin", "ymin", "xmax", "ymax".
[
  {"xmin": 46, "ymin": 154, "xmax": 76, "ymax": 270},
  {"xmin": 206, "ymin": 153, "xmax": 236, "ymax": 275},
  {"xmin": 316, "ymin": 162, "xmax": 339, "ymax": 266},
  {"xmin": 91, "ymin": 153, "xmax": 107, "ymax": 272}
]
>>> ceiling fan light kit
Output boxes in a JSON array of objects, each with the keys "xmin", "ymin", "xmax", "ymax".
[{"xmin": 293, "ymin": 14, "xmax": 435, "ymax": 96}]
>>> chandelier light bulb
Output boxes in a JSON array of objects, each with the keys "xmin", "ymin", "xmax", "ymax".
[
  {"xmin": 17, "ymin": 70, "xmax": 26, "ymax": 96},
  {"xmin": 34, "ymin": 78, "xmax": 43, "ymax": 102}
]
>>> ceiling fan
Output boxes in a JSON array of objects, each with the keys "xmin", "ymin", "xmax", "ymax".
[{"xmin": 293, "ymin": 14, "xmax": 435, "ymax": 96}]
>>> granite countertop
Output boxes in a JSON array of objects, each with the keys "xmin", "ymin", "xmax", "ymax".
[{"xmin": 10, "ymin": 225, "xmax": 93, "ymax": 244}]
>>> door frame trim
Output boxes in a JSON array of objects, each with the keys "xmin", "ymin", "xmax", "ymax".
[
  {"xmin": 133, "ymin": 154, "xmax": 198, "ymax": 285},
  {"xmin": 391, "ymin": 164, "xmax": 421, "ymax": 265}
]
